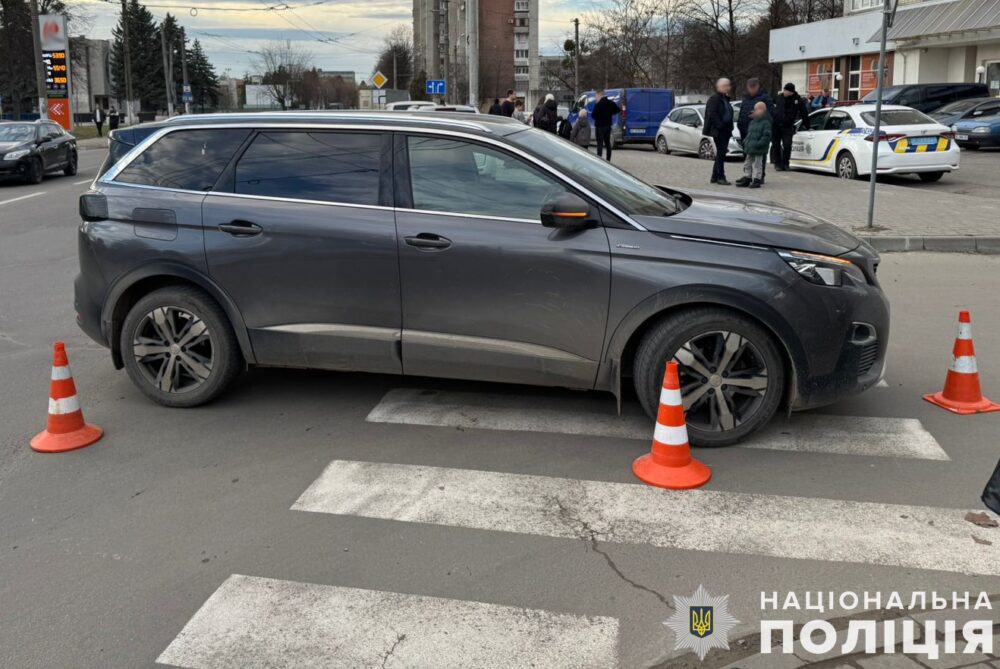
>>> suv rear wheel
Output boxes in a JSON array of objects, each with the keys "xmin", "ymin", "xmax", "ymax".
[
  {"xmin": 120, "ymin": 286, "xmax": 242, "ymax": 407},
  {"xmin": 633, "ymin": 308, "xmax": 785, "ymax": 447}
]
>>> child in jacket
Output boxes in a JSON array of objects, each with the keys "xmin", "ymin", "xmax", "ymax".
[{"xmin": 737, "ymin": 101, "xmax": 772, "ymax": 189}]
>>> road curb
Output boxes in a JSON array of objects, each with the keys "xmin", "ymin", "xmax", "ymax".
[{"xmin": 860, "ymin": 236, "xmax": 1000, "ymax": 254}]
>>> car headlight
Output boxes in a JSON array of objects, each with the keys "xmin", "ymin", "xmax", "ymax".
[
  {"xmin": 777, "ymin": 250, "xmax": 864, "ymax": 287},
  {"xmin": 3, "ymin": 149, "xmax": 30, "ymax": 161},
  {"xmin": 972, "ymin": 126, "xmax": 991, "ymax": 134}
]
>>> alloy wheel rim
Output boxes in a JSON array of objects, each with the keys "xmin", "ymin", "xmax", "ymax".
[
  {"xmin": 700, "ymin": 141, "xmax": 715, "ymax": 159},
  {"xmin": 657, "ymin": 137, "xmax": 667, "ymax": 152},
  {"xmin": 838, "ymin": 157, "xmax": 853, "ymax": 178},
  {"xmin": 672, "ymin": 330, "xmax": 768, "ymax": 433},
  {"xmin": 133, "ymin": 306, "xmax": 214, "ymax": 393}
]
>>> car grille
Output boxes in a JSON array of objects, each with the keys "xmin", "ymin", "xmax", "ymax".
[{"xmin": 858, "ymin": 340, "xmax": 879, "ymax": 375}]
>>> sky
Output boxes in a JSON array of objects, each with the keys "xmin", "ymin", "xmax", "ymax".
[{"xmin": 72, "ymin": 0, "xmax": 583, "ymax": 82}]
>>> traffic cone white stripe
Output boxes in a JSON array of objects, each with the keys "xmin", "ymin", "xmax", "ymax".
[
  {"xmin": 659, "ymin": 386, "xmax": 683, "ymax": 407},
  {"xmin": 958, "ymin": 323, "xmax": 972, "ymax": 340},
  {"xmin": 951, "ymin": 356, "xmax": 977, "ymax": 374},
  {"xmin": 51, "ymin": 365, "xmax": 72, "ymax": 380},
  {"xmin": 48, "ymin": 395, "xmax": 81, "ymax": 415},
  {"xmin": 653, "ymin": 422, "xmax": 689, "ymax": 446}
]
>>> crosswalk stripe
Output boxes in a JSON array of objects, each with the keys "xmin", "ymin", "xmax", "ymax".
[
  {"xmin": 157, "ymin": 574, "xmax": 620, "ymax": 669},
  {"xmin": 293, "ymin": 460, "xmax": 1000, "ymax": 576},
  {"xmin": 366, "ymin": 389, "xmax": 948, "ymax": 460}
]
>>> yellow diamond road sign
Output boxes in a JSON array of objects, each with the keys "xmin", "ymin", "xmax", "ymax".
[{"xmin": 371, "ymin": 71, "xmax": 388, "ymax": 89}]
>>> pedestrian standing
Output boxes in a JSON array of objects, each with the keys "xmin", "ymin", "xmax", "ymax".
[
  {"xmin": 512, "ymin": 100, "xmax": 530, "ymax": 124},
  {"xmin": 500, "ymin": 90, "xmax": 516, "ymax": 117},
  {"xmin": 591, "ymin": 89, "xmax": 620, "ymax": 161},
  {"xmin": 570, "ymin": 109, "xmax": 591, "ymax": 148},
  {"xmin": 738, "ymin": 78, "xmax": 773, "ymax": 184},
  {"xmin": 736, "ymin": 102, "xmax": 772, "ymax": 189},
  {"xmin": 536, "ymin": 93, "xmax": 560, "ymax": 133},
  {"xmin": 488, "ymin": 98, "xmax": 502, "ymax": 115},
  {"xmin": 703, "ymin": 77, "xmax": 734, "ymax": 185},
  {"xmin": 811, "ymin": 88, "xmax": 835, "ymax": 110},
  {"xmin": 93, "ymin": 107, "xmax": 104, "ymax": 137},
  {"xmin": 108, "ymin": 107, "xmax": 120, "ymax": 131},
  {"xmin": 771, "ymin": 83, "xmax": 810, "ymax": 171}
]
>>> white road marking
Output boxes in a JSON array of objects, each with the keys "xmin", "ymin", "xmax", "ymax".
[
  {"xmin": 293, "ymin": 460, "xmax": 1000, "ymax": 576},
  {"xmin": 157, "ymin": 574, "xmax": 619, "ymax": 669},
  {"xmin": 0, "ymin": 192, "xmax": 45, "ymax": 207},
  {"xmin": 876, "ymin": 379, "xmax": 889, "ymax": 388},
  {"xmin": 73, "ymin": 179, "xmax": 93, "ymax": 185},
  {"xmin": 366, "ymin": 389, "xmax": 948, "ymax": 460}
]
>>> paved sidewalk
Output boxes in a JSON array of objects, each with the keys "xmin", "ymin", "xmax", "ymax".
[{"xmin": 616, "ymin": 148, "xmax": 1000, "ymax": 251}]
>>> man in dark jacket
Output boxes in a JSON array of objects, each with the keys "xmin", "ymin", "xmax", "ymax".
[
  {"xmin": 500, "ymin": 90, "xmax": 516, "ymax": 117},
  {"xmin": 738, "ymin": 78, "xmax": 773, "ymax": 183},
  {"xmin": 488, "ymin": 98, "xmax": 502, "ymax": 115},
  {"xmin": 703, "ymin": 77, "xmax": 734, "ymax": 185},
  {"xmin": 771, "ymin": 82, "xmax": 811, "ymax": 170},
  {"xmin": 535, "ymin": 93, "xmax": 559, "ymax": 133},
  {"xmin": 591, "ymin": 89, "xmax": 620, "ymax": 161}
]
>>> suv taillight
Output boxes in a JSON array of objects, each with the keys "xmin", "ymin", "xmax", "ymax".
[
  {"xmin": 864, "ymin": 133, "xmax": 906, "ymax": 142},
  {"xmin": 79, "ymin": 193, "xmax": 107, "ymax": 222}
]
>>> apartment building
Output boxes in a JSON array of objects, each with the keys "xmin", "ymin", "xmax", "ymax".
[
  {"xmin": 413, "ymin": 0, "xmax": 539, "ymax": 106},
  {"xmin": 769, "ymin": 0, "xmax": 1000, "ymax": 100}
]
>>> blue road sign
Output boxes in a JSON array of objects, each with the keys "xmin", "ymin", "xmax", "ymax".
[{"xmin": 425, "ymin": 79, "xmax": 447, "ymax": 96}]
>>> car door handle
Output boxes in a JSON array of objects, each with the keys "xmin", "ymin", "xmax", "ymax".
[
  {"xmin": 218, "ymin": 220, "xmax": 263, "ymax": 236},
  {"xmin": 404, "ymin": 234, "xmax": 452, "ymax": 250}
]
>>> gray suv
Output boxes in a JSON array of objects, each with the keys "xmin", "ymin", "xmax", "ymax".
[{"xmin": 76, "ymin": 112, "xmax": 888, "ymax": 446}]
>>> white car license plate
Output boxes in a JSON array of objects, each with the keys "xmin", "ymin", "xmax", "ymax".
[{"xmin": 956, "ymin": 134, "xmax": 969, "ymax": 141}]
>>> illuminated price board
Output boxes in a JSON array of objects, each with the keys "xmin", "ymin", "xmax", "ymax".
[{"xmin": 43, "ymin": 50, "xmax": 68, "ymax": 93}]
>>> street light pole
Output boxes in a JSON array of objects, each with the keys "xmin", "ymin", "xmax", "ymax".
[
  {"xmin": 120, "ymin": 0, "xmax": 136, "ymax": 125},
  {"xmin": 865, "ymin": 0, "xmax": 897, "ymax": 229},
  {"xmin": 29, "ymin": 0, "xmax": 48, "ymax": 119},
  {"xmin": 573, "ymin": 18, "xmax": 579, "ymax": 100}
]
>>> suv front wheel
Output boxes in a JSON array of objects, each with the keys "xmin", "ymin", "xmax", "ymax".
[
  {"xmin": 633, "ymin": 308, "xmax": 785, "ymax": 447},
  {"xmin": 121, "ymin": 286, "xmax": 242, "ymax": 407}
]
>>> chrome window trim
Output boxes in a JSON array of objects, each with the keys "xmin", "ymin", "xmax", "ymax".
[
  {"xmin": 206, "ymin": 190, "xmax": 392, "ymax": 213},
  {"xmin": 668, "ymin": 234, "xmax": 770, "ymax": 251},
  {"xmin": 395, "ymin": 207, "xmax": 541, "ymax": 225},
  {"xmin": 99, "ymin": 122, "xmax": 646, "ymax": 231}
]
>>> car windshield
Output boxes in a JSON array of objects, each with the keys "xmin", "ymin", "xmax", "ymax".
[
  {"xmin": 861, "ymin": 86, "xmax": 903, "ymax": 102},
  {"xmin": 0, "ymin": 124, "xmax": 35, "ymax": 142},
  {"xmin": 860, "ymin": 109, "xmax": 936, "ymax": 126},
  {"xmin": 932, "ymin": 99, "xmax": 985, "ymax": 115},
  {"xmin": 508, "ymin": 127, "xmax": 681, "ymax": 217}
]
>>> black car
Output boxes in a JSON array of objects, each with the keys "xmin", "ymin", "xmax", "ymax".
[
  {"xmin": 0, "ymin": 120, "xmax": 78, "ymax": 184},
  {"xmin": 859, "ymin": 83, "xmax": 990, "ymax": 114},
  {"xmin": 77, "ymin": 112, "xmax": 888, "ymax": 446}
]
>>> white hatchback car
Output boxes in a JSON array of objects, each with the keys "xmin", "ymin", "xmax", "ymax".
[
  {"xmin": 790, "ymin": 104, "xmax": 959, "ymax": 181},
  {"xmin": 655, "ymin": 104, "xmax": 743, "ymax": 159}
]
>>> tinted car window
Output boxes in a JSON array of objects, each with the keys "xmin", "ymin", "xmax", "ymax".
[
  {"xmin": 0, "ymin": 124, "xmax": 35, "ymax": 142},
  {"xmin": 973, "ymin": 102, "xmax": 1000, "ymax": 118},
  {"xmin": 407, "ymin": 136, "xmax": 568, "ymax": 221},
  {"xmin": 825, "ymin": 112, "xmax": 854, "ymax": 131},
  {"xmin": 235, "ymin": 131, "xmax": 381, "ymax": 205},
  {"xmin": 808, "ymin": 111, "xmax": 829, "ymax": 130},
  {"xmin": 860, "ymin": 109, "xmax": 935, "ymax": 126},
  {"xmin": 116, "ymin": 129, "xmax": 249, "ymax": 191}
]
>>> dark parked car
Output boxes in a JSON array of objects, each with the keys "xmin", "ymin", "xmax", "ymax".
[
  {"xmin": 0, "ymin": 120, "xmax": 77, "ymax": 183},
  {"xmin": 856, "ymin": 83, "xmax": 990, "ymax": 114},
  {"xmin": 932, "ymin": 98, "xmax": 1000, "ymax": 149},
  {"xmin": 77, "ymin": 112, "xmax": 888, "ymax": 446}
]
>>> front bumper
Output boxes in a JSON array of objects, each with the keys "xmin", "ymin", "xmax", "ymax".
[
  {"xmin": 956, "ymin": 134, "xmax": 1000, "ymax": 149},
  {"xmin": 0, "ymin": 158, "xmax": 28, "ymax": 177}
]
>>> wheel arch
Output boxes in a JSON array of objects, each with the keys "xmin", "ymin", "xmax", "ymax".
[
  {"xmin": 102, "ymin": 263, "xmax": 255, "ymax": 369},
  {"xmin": 602, "ymin": 286, "xmax": 807, "ymax": 408},
  {"xmin": 837, "ymin": 146, "xmax": 863, "ymax": 177}
]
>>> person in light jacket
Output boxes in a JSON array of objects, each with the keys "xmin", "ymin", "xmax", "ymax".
[{"xmin": 570, "ymin": 109, "xmax": 591, "ymax": 149}]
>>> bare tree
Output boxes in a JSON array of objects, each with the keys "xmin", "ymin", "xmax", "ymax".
[
  {"xmin": 252, "ymin": 40, "xmax": 313, "ymax": 109},
  {"xmin": 372, "ymin": 24, "xmax": 413, "ymax": 90}
]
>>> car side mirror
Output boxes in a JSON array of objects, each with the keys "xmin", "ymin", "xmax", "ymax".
[
  {"xmin": 541, "ymin": 193, "xmax": 596, "ymax": 229},
  {"xmin": 972, "ymin": 110, "xmax": 983, "ymax": 116},
  {"xmin": 692, "ymin": 119, "xmax": 703, "ymax": 128}
]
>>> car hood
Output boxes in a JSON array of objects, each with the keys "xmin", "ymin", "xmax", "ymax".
[
  {"xmin": 954, "ymin": 118, "xmax": 1000, "ymax": 131},
  {"xmin": 638, "ymin": 187, "xmax": 862, "ymax": 256},
  {"xmin": 0, "ymin": 140, "xmax": 30, "ymax": 154}
]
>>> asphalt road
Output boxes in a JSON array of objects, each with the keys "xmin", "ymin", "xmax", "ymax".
[{"xmin": 1, "ymin": 149, "xmax": 999, "ymax": 668}]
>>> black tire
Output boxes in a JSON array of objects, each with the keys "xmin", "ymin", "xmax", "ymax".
[
  {"xmin": 25, "ymin": 157, "xmax": 43, "ymax": 184},
  {"xmin": 655, "ymin": 135, "xmax": 670, "ymax": 154},
  {"xmin": 963, "ymin": 144, "xmax": 979, "ymax": 151},
  {"xmin": 698, "ymin": 138, "xmax": 716, "ymax": 160},
  {"xmin": 918, "ymin": 171, "xmax": 944, "ymax": 182},
  {"xmin": 120, "ymin": 286, "xmax": 242, "ymax": 407},
  {"xmin": 633, "ymin": 307, "xmax": 786, "ymax": 447},
  {"xmin": 836, "ymin": 152, "xmax": 858, "ymax": 180},
  {"xmin": 63, "ymin": 150, "xmax": 78, "ymax": 176}
]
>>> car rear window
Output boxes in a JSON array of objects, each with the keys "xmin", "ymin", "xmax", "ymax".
[
  {"xmin": 860, "ymin": 109, "xmax": 935, "ymax": 126},
  {"xmin": 234, "ymin": 131, "xmax": 382, "ymax": 205},
  {"xmin": 115, "ymin": 129, "xmax": 250, "ymax": 191}
]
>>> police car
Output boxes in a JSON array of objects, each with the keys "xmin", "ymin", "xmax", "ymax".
[{"xmin": 790, "ymin": 104, "xmax": 959, "ymax": 182}]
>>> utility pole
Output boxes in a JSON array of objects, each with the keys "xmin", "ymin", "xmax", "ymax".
[
  {"xmin": 392, "ymin": 49, "xmax": 398, "ymax": 89},
  {"xmin": 865, "ymin": 0, "xmax": 897, "ymax": 229},
  {"xmin": 29, "ymin": 0, "xmax": 47, "ymax": 119},
  {"xmin": 180, "ymin": 28, "xmax": 191, "ymax": 114},
  {"xmin": 120, "ymin": 0, "xmax": 135, "ymax": 125},
  {"xmin": 467, "ymin": 0, "xmax": 478, "ymax": 108},
  {"xmin": 160, "ymin": 27, "xmax": 175, "ymax": 116},
  {"xmin": 572, "ymin": 17, "xmax": 579, "ymax": 99},
  {"xmin": 441, "ymin": 0, "xmax": 450, "ymax": 104}
]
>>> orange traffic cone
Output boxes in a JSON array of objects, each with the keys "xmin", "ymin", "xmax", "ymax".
[
  {"xmin": 31, "ymin": 342, "xmax": 103, "ymax": 453},
  {"xmin": 924, "ymin": 311, "xmax": 1000, "ymax": 415},
  {"xmin": 632, "ymin": 361, "xmax": 711, "ymax": 490}
]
